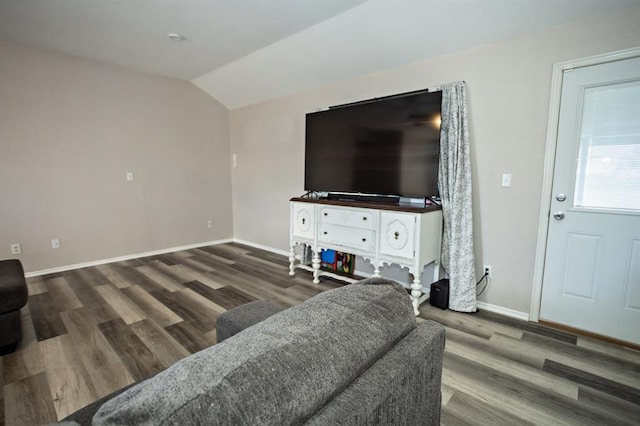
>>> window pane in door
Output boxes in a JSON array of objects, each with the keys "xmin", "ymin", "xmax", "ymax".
[{"xmin": 573, "ymin": 81, "xmax": 640, "ymax": 211}]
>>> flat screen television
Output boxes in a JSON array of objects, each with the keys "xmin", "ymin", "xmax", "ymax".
[{"xmin": 304, "ymin": 89, "xmax": 442, "ymax": 201}]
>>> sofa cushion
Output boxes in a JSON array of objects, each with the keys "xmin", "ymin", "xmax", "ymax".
[
  {"xmin": 93, "ymin": 277, "xmax": 415, "ymax": 425},
  {"xmin": 216, "ymin": 299, "xmax": 285, "ymax": 343},
  {"xmin": 306, "ymin": 320, "xmax": 446, "ymax": 425}
]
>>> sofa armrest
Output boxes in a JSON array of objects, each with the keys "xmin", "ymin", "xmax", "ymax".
[{"xmin": 216, "ymin": 300, "xmax": 285, "ymax": 343}]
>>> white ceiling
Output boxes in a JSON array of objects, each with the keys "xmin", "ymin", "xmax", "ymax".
[{"xmin": 1, "ymin": 0, "xmax": 638, "ymax": 109}]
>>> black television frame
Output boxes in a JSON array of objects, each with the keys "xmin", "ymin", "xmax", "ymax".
[{"xmin": 304, "ymin": 88, "xmax": 442, "ymax": 203}]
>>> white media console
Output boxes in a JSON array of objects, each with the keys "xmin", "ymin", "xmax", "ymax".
[{"xmin": 288, "ymin": 197, "xmax": 443, "ymax": 315}]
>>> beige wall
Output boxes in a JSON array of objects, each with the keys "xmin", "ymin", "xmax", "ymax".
[
  {"xmin": 0, "ymin": 41, "xmax": 233, "ymax": 272},
  {"xmin": 230, "ymin": 5, "xmax": 640, "ymax": 314}
]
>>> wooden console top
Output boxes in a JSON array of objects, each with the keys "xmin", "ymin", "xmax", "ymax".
[{"xmin": 290, "ymin": 197, "xmax": 442, "ymax": 213}]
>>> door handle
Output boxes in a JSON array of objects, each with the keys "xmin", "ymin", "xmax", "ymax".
[
  {"xmin": 553, "ymin": 211, "xmax": 565, "ymax": 220},
  {"xmin": 556, "ymin": 193, "xmax": 567, "ymax": 202}
]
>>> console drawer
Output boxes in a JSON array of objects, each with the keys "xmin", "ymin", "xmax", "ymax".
[
  {"xmin": 318, "ymin": 207, "xmax": 376, "ymax": 230},
  {"xmin": 317, "ymin": 223, "xmax": 375, "ymax": 252}
]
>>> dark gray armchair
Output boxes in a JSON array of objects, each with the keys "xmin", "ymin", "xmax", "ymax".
[{"xmin": 0, "ymin": 259, "xmax": 29, "ymax": 354}]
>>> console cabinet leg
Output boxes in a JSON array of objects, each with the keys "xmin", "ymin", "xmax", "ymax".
[
  {"xmin": 410, "ymin": 277, "xmax": 422, "ymax": 316},
  {"xmin": 312, "ymin": 251, "xmax": 321, "ymax": 284},
  {"xmin": 373, "ymin": 263, "xmax": 381, "ymax": 277},
  {"xmin": 289, "ymin": 245, "xmax": 296, "ymax": 276}
]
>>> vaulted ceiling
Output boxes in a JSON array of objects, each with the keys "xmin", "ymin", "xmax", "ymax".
[{"xmin": 1, "ymin": 0, "xmax": 638, "ymax": 108}]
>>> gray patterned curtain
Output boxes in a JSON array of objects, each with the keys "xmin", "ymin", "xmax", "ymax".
[{"xmin": 438, "ymin": 81, "xmax": 477, "ymax": 312}]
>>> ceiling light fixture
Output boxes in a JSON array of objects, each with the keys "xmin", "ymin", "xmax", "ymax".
[{"xmin": 167, "ymin": 33, "xmax": 185, "ymax": 42}]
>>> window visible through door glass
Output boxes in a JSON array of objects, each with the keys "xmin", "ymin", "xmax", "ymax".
[{"xmin": 573, "ymin": 80, "xmax": 640, "ymax": 211}]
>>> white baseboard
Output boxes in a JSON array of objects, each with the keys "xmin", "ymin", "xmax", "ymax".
[
  {"xmin": 25, "ymin": 238, "xmax": 234, "ymax": 278},
  {"xmin": 477, "ymin": 301, "xmax": 530, "ymax": 322},
  {"xmin": 232, "ymin": 239, "xmax": 290, "ymax": 257}
]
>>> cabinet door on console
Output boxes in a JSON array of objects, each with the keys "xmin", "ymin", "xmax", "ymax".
[
  {"xmin": 291, "ymin": 202, "xmax": 315, "ymax": 240},
  {"xmin": 379, "ymin": 212, "xmax": 416, "ymax": 259}
]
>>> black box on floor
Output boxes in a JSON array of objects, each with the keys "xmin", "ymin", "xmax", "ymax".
[{"xmin": 430, "ymin": 278, "xmax": 449, "ymax": 310}]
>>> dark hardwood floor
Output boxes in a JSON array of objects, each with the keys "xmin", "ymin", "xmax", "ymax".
[{"xmin": 1, "ymin": 243, "xmax": 639, "ymax": 425}]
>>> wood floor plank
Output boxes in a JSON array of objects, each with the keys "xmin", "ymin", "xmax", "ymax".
[
  {"xmin": 148, "ymin": 289, "xmax": 216, "ymax": 333},
  {"xmin": 475, "ymin": 308, "xmax": 578, "ymax": 344},
  {"xmin": 3, "ymin": 372, "xmax": 57, "ymax": 426},
  {"xmin": 134, "ymin": 265, "xmax": 184, "ymax": 292},
  {"xmin": 121, "ymin": 285, "xmax": 183, "ymax": 327},
  {"xmin": 543, "ymin": 359, "xmax": 640, "ymax": 405},
  {"xmin": 40, "ymin": 334, "xmax": 98, "ymax": 420},
  {"xmin": 64, "ymin": 273, "xmax": 110, "ymax": 308},
  {"xmin": 97, "ymin": 319, "xmax": 164, "ymax": 382},
  {"xmin": 142, "ymin": 254, "xmax": 181, "ymax": 266},
  {"xmin": 72, "ymin": 267, "xmax": 113, "ymax": 287},
  {"xmin": 443, "ymin": 351, "xmax": 613, "ymax": 425},
  {"xmin": 19, "ymin": 306, "xmax": 37, "ymax": 349},
  {"xmin": 207, "ymin": 268, "xmax": 303, "ymax": 307},
  {"xmin": 25, "ymin": 276, "xmax": 48, "ymax": 295},
  {"xmin": 208, "ymin": 271, "xmax": 297, "ymax": 308},
  {"xmin": 94, "ymin": 264, "xmax": 132, "ymax": 289},
  {"xmin": 240, "ymin": 251, "xmax": 292, "ymax": 274},
  {"xmin": 577, "ymin": 335, "xmax": 640, "ymax": 363},
  {"xmin": 63, "ymin": 272, "xmax": 121, "ymax": 324},
  {"xmin": 488, "ymin": 332, "xmax": 547, "ymax": 369},
  {"xmin": 442, "ymin": 389, "xmax": 534, "ymax": 426},
  {"xmin": 243, "ymin": 246, "xmax": 293, "ymax": 266},
  {"xmin": 422, "ymin": 305, "xmax": 524, "ymax": 340},
  {"xmin": 164, "ymin": 263, "xmax": 225, "ymax": 289},
  {"xmin": 113, "ymin": 265, "xmax": 168, "ymax": 294},
  {"xmin": 60, "ymin": 308, "xmax": 135, "ymax": 399},
  {"xmin": 184, "ymin": 254, "xmax": 224, "ymax": 271},
  {"xmin": 27, "ymin": 292, "xmax": 68, "ymax": 341},
  {"xmin": 191, "ymin": 247, "xmax": 236, "ymax": 265},
  {"xmin": 201, "ymin": 244, "xmax": 250, "ymax": 260},
  {"xmin": 130, "ymin": 319, "xmax": 190, "ymax": 368},
  {"xmin": 183, "ymin": 280, "xmax": 221, "ymax": 303},
  {"xmin": 578, "ymin": 386, "xmax": 640, "ymax": 425},
  {"xmin": 229, "ymin": 260, "xmax": 297, "ymax": 289},
  {"xmin": 207, "ymin": 286, "xmax": 257, "ymax": 310},
  {"xmin": 144, "ymin": 259, "xmax": 191, "ymax": 283},
  {"xmin": 44, "ymin": 277, "xmax": 84, "ymax": 312},
  {"xmin": 164, "ymin": 321, "xmax": 217, "ymax": 354},
  {"xmin": 520, "ymin": 331, "xmax": 640, "ymax": 389},
  {"xmin": 445, "ymin": 327, "xmax": 579, "ymax": 399},
  {"xmin": 180, "ymin": 287, "xmax": 227, "ymax": 316},
  {"xmin": 94, "ymin": 284, "xmax": 146, "ymax": 325},
  {"xmin": 441, "ymin": 383, "xmax": 455, "ymax": 407},
  {"xmin": 2, "ymin": 341, "xmax": 45, "ymax": 385}
]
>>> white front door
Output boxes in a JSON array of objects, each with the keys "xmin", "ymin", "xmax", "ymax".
[{"xmin": 540, "ymin": 56, "xmax": 640, "ymax": 345}]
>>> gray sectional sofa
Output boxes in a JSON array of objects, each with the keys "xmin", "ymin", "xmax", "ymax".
[{"xmin": 63, "ymin": 277, "xmax": 445, "ymax": 425}]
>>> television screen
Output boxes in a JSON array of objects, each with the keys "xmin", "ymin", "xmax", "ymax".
[{"xmin": 304, "ymin": 89, "xmax": 442, "ymax": 199}]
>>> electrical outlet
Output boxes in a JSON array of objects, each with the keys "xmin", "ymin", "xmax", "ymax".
[
  {"xmin": 483, "ymin": 265, "xmax": 492, "ymax": 277},
  {"xmin": 126, "ymin": 171, "xmax": 134, "ymax": 181},
  {"xmin": 10, "ymin": 243, "xmax": 22, "ymax": 254},
  {"xmin": 51, "ymin": 238, "xmax": 60, "ymax": 249},
  {"xmin": 207, "ymin": 220, "xmax": 213, "ymax": 229}
]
